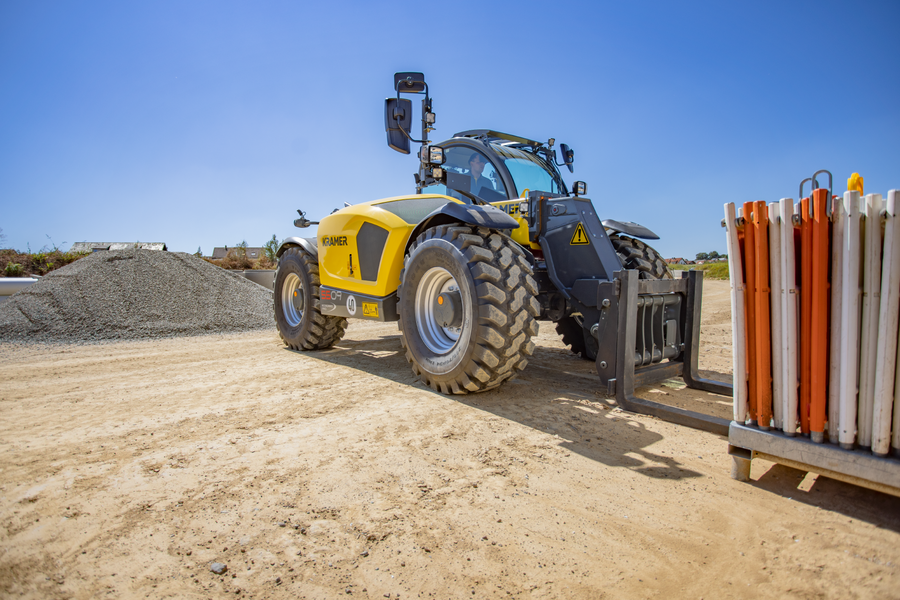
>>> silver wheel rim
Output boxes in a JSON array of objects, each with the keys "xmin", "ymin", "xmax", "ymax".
[
  {"xmin": 415, "ymin": 267, "xmax": 463, "ymax": 354},
  {"xmin": 282, "ymin": 272, "xmax": 304, "ymax": 327}
]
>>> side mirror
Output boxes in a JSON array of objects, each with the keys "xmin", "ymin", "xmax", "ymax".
[
  {"xmin": 385, "ymin": 98, "xmax": 412, "ymax": 154},
  {"xmin": 394, "ymin": 72, "xmax": 426, "ymax": 92},
  {"xmin": 560, "ymin": 143, "xmax": 574, "ymax": 173}
]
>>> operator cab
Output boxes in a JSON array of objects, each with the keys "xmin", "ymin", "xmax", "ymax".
[{"xmin": 424, "ymin": 132, "xmax": 569, "ymax": 202}]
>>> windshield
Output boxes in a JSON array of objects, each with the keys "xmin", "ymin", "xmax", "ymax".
[{"xmin": 490, "ymin": 143, "xmax": 567, "ymax": 196}]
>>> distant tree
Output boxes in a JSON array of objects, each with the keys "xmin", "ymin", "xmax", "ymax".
[
  {"xmin": 708, "ymin": 250, "xmax": 720, "ymax": 259},
  {"xmin": 696, "ymin": 252, "xmax": 709, "ymax": 261},
  {"xmin": 195, "ymin": 246, "xmax": 203, "ymax": 257},
  {"xmin": 235, "ymin": 240, "xmax": 248, "ymax": 259},
  {"xmin": 263, "ymin": 235, "xmax": 280, "ymax": 262}
]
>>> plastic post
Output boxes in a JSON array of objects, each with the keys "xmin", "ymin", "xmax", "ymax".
[
  {"xmin": 799, "ymin": 197, "xmax": 813, "ymax": 435},
  {"xmin": 839, "ymin": 191, "xmax": 862, "ymax": 449},
  {"xmin": 809, "ymin": 189, "xmax": 830, "ymax": 443},
  {"xmin": 768, "ymin": 203, "xmax": 784, "ymax": 430},
  {"xmin": 725, "ymin": 203, "xmax": 748, "ymax": 422},
  {"xmin": 752, "ymin": 201, "xmax": 773, "ymax": 430},
  {"xmin": 742, "ymin": 202, "xmax": 759, "ymax": 425},
  {"xmin": 828, "ymin": 198, "xmax": 845, "ymax": 444},
  {"xmin": 857, "ymin": 193, "xmax": 885, "ymax": 449},
  {"xmin": 781, "ymin": 199, "xmax": 800, "ymax": 436},
  {"xmin": 873, "ymin": 190, "xmax": 900, "ymax": 456}
]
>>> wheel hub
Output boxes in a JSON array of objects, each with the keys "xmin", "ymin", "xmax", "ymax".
[
  {"xmin": 415, "ymin": 267, "xmax": 464, "ymax": 354},
  {"xmin": 433, "ymin": 289, "xmax": 462, "ymax": 328},
  {"xmin": 281, "ymin": 273, "xmax": 304, "ymax": 327}
]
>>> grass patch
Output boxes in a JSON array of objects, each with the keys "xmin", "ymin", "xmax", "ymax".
[
  {"xmin": 668, "ymin": 262, "xmax": 730, "ymax": 280},
  {"xmin": 203, "ymin": 248, "xmax": 275, "ymax": 271},
  {"xmin": 0, "ymin": 249, "xmax": 91, "ymax": 277}
]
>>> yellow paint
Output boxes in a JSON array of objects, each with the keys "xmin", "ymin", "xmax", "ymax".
[
  {"xmin": 847, "ymin": 172, "xmax": 864, "ymax": 195},
  {"xmin": 490, "ymin": 199, "xmax": 540, "ymax": 250},
  {"xmin": 570, "ymin": 222, "xmax": 590, "ymax": 245},
  {"xmin": 318, "ymin": 194, "xmax": 459, "ymax": 296},
  {"xmin": 318, "ymin": 194, "xmax": 538, "ymax": 297}
]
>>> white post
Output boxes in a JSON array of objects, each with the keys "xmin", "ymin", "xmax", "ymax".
[
  {"xmin": 829, "ymin": 198, "xmax": 845, "ymax": 443},
  {"xmin": 873, "ymin": 190, "xmax": 900, "ymax": 456},
  {"xmin": 781, "ymin": 199, "xmax": 799, "ymax": 436},
  {"xmin": 725, "ymin": 203, "xmax": 748, "ymax": 422},
  {"xmin": 768, "ymin": 202, "xmax": 784, "ymax": 430},
  {"xmin": 840, "ymin": 191, "xmax": 863, "ymax": 449},
  {"xmin": 857, "ymin": 193, "xmax": 884, "ymax": 449}
]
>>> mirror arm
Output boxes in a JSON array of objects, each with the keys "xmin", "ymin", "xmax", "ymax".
[{"xmin": 394, "ymin": 84, "xmax": 429, "ymax": 144}]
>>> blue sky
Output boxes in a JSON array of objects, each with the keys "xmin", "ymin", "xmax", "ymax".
[{"xmin": 1, "ymin": 0, "xmax": 897, "ymax": 259}]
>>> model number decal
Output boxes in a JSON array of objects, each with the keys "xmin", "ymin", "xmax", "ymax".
[{"xmin": 322, "ymin": 235, "xmax": 348, "ymax": 247}]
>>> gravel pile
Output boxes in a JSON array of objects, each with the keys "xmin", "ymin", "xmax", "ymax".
[{"xmin": 0, "ymin": 249, "xmax": 275, "ymax": 343}]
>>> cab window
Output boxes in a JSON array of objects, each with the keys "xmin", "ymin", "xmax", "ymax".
[
  {"xmin": 490, "ymin": 144, "xmax": 566, "ymax": 196},
  {"xmin": 426, "ymin": 146, "xmax": 507, "ymax": 203}
]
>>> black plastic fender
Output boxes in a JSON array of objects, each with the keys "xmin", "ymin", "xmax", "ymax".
[
  {"xmin": 275, "ymin": 236, "xmax": 318, "ymax": 258},
  {"xmin": 601, "ymin": 219, "xmax": 659, "ymax": 240},
  {"xmin": 404, "ymin": 202, "xmax": 519, "ymax": 253}
]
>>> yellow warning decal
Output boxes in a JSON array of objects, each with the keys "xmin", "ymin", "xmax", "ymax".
[
  {"xmin": 362, "ymin": 302, "xmax": 379, "ymax": 318},
  {"xmin": 570, "ymin": 223, "xmax": 590, "ymax": 245}
]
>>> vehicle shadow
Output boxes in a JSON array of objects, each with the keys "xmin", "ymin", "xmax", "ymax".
[
  {"xmin": 287, "ymin": 334, "xmax": 706, "ymax": 481},
  {"xmin": 749, "ymin": 462, "xmax": 900, "ymax": 533}
]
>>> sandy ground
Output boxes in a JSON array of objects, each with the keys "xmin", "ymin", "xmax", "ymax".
[{"xmin": 1, "ymin": 279, "xmax": 898, "ymax": 599}]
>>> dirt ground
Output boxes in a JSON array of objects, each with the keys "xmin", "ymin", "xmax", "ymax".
[{"xmin": 1, "ymin": 279, "xmax": 898, "ymax": 599}]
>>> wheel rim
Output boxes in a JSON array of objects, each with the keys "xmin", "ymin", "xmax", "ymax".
[
  {"xmin": 281, "ymin": 272, "xmax": 304, "ymax": 327},
  {"xmin": 415, "ymin": 267, "xmax": 463, "ymax": 354}
]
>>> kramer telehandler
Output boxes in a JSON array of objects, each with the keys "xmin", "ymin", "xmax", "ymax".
[{"xmin": 274, "ymin": 72, "xmax": 731, "ymax": 434}]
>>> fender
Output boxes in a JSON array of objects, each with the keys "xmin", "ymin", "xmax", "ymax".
[
  {"xmin": 275, "ymin": 236, "xmax": 318, "ymax": 258},
  {"xmin": 601, "ymin": 219, "xmax": 659, "ymax": 240},
  {"xmin": 404, "ymin": 202, "xmax": 519, "ymax": 253}
]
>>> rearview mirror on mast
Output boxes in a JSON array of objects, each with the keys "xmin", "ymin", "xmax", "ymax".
[
  {"xmin": 560, "ymin": 143, "xmax": 574, "ymax": 173},
  {"xmin": 385, "ymin": 98, "xmax": 412, "ymax": 154}
]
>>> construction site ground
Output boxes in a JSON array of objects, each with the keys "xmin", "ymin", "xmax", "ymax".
[{"xmin": 1, "ymin": 280, "xmax": 898, "ymax": 599}]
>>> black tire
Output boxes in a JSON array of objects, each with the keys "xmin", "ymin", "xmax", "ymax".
[
  {"xmin": 274, "ymin": 246, "xmax": 347, "ymax": 350},
  {"xmin": 557, "ymin": 234, "xmax": 671, "ymax": 360},
  {"xmin": 555, "ymin": 315, "xmax": 599, "ymax": 361},
  {"xmin": 398, "ymin": 225, "xmax": 541, "ymax": 394},
  {"xmin": 608, "ymin": 233, "xmax": 673, "ymax": 280}
]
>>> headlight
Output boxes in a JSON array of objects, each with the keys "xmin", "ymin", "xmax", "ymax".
[
  {"xmin": 428, "ymin": 146, "xmax": 445, "ymax": 165},
  {"xmin": 573, "ymin": 181, "xmax": 587, "ymax": 196}
]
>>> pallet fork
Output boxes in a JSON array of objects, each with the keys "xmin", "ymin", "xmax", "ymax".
[{"xmin": 594, "ymin": 269, "xmax": 733, "ymax": 435}]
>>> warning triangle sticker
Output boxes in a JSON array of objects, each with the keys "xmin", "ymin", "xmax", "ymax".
[{"xmin": 570, "ymin": 223, "xmax": 590, "ymax": 245}]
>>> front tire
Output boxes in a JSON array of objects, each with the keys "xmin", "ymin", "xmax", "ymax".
[
  {"xmin": 398, "ymin": 225, "xmax": 540, "ymax": 394},
  {"xmin": 274, "ymin": 246, "xmax": 347, "ymax": 350}
]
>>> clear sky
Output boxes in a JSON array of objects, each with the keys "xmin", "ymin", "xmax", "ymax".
[{"xmin": 1, "ymin": 0, "xmax": 898, "ymax": 259}]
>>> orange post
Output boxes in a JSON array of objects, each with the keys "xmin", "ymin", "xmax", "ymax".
[
  {"xmin": 742, "ymin": 202, "xmax": 758, "ymax": 424},
  {"xmin": 799, "ymin": 197, "xmax": 812, "ymax": 434},
  {"xmin": 752, "ymin": 201, "xmax": 773, "ymax": 428},
  {"xmin": 809, "ymin": 188, "xmax": 831, "ymax": 442}
]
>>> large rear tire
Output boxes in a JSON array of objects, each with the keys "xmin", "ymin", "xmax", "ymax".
[
  {"xmin": 557, "ymin": 233, "xmax": 671, "ymax": 360},
  {"xmin": 398, "ymin": 225, "xmax": 540, "ymax": 394},
  {"xmin": 274, "ymin": 246, "xmax": 347, "ymax": 350}
]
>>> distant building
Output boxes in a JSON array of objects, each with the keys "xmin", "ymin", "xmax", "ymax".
[
  {"xmin": 666, "ymin": 257, "xmax": 688, "ymax": 265},
  {"xmin": 70, "ymin": 242, "xmax": 167, "ymax": 253},
  {"xmin": 211, "ymin": 247, "xmax": 264, "ymax": 260}
]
